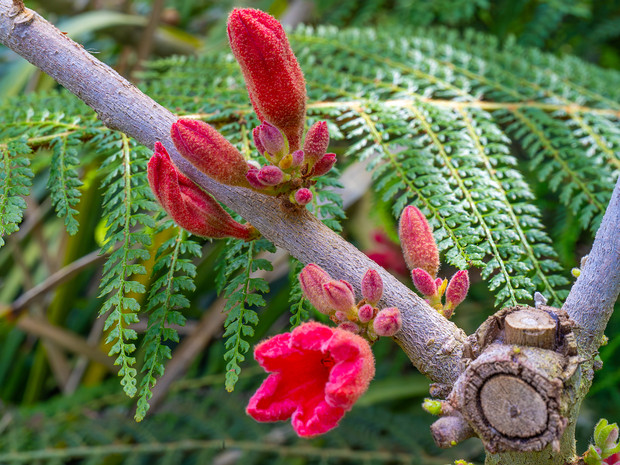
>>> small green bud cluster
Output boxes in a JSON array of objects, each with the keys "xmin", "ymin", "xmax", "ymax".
[{"xmin": 584, "ymin": 419, "xmax": 620, "ymax": 465}]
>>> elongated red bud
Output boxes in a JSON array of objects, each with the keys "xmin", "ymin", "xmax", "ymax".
[
  {"xmin": 312, "ymin": 153, "xmax": 336, "ymax": 177},
  {"xmin": 252, "ymin": 127, "xmax": 266, "ymax": 155},
  {"xmin": 303, "ymin": 121, "xmax": 329, "ymax": 165},
  {"xmin": 299, "ymin": 264, "xmax": 333, "ymax": 314},
  {"xmin": 148, "ymin": 143, "xmax": 258, "ymax": 241},
  {"xmin": 323, "ymin": 280, "xmax": 356, "ymax": 313},
  {"xmin": 293, "ymin": 188, "xmax": 313, "ymax": 205},
  {"xmin": 171, "ymin": 119, "xmax": 250, "ymax": 188},
  {"xmin": 257, "ymin": 165, "xmax": 284, "ymax": 186},
  {"xmin": 357, "ymin": 304, "xmax": 375, "ymax": 323},
  {"xmin": 361, "ymin": 269, "xmax": 383, "ymax": 305},
  {"xmin": 257, "ymin": 121, "xmax": 288, "ymax": 160},
  {"xmin": 411, "ymin": 268, "xmax": 437, "ymax": 297},
  {"xmin": 398, "ymin": 205, "xmax": 440, "ymax": 278},
  {"xmin": 227, "ymin": 8, "xmax": 306, "ymax": 151},
  {"xmin": 444, "ymin": 270, "xmax": 469, "ymax": 317},
  {"xmin": 373, "ymin": 307, "xmax": 402, "ymax": 337}
]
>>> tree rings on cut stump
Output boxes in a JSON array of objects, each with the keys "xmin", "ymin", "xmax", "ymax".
[
  {"xmin": 504, "ymin": 309, "xmax": 556, "ymax": 349},
  {"xmin": 479, "ymin": 375, "xmax": 548, "ymax": 438}
]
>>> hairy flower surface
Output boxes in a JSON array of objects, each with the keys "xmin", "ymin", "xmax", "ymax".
[
  {"xmin": 398, "ymin": 205, "xmax": 440, "ymax": 277},
  {"xmin": 148, "ymin": 143, "xmax": 258, "ymax": 240},
  {"xmin": 247, "ymin": 322, "xmax": 375, "ymax": 437},
  {"xmin": 171, "ymin": 119, "xmax": 250, "ymax": 188},
  {"xmin": 227, "ymin": 8, "xmax": 306, "ymax": 151}
]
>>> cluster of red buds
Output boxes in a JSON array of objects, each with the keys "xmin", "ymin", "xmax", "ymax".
[
  {"xmin": 299, "ymin": 264, "xmax": 402, "ymax": 341},
  {"xmin": 147, "ymin": 8, "xmax": 337, "ymax": 237},
  {"xmin": 399, "ymin": 205, "xmax": 469, "ymax": 318}
]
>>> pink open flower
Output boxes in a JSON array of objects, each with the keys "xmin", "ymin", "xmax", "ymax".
[{"xmin": 247, "ymin": 322, "xmax": 375, "ymax": 437}]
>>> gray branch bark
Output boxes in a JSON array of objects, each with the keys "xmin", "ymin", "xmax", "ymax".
[{"xmin": 0, "ymin": 1, "xmax": 467, "ymax": 386}]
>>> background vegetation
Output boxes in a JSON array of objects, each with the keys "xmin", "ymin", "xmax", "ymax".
[{"xmin": 0, "ymin": 0, "xmax": 619, "ymax": 463}]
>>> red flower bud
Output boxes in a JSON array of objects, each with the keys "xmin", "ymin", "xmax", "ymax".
[
  {"xmin": 252, "ymin": 126, "xmax": 266, "ymax": 156},
  {"xmin": 361, "ymin": 269, "xmax": 383, "ymax": 305},
  {"xmin": 227, "ymin": 8, "xmax": 306, "ymax": 151},
  {"xmin": 171, "ymin": 119, "xmax": 250, "ymax": 188},
  {"xmin": 257, "ymin": 165, "xmax": 284, "ymax": 186},
  {"xmin": 257, "ymin": 121, "xmax": 288, "ymax": 160},
  {"xmin": 411, "ymin": 268, "xmax": 437, "ymax": 297},
  {"xmin": 357, "ymin": 304, "xmax": 375, "ymax": 323},
  {"xmin": 246, "ymin": 169, "xmax": 267, "ymax": 189},
  {"xmin": 311, "ymin": 153, "xmax": 336, "ymax": 177},
  {"xmin": 303, "ymin": 121, "xmax": 329, "ymax": 166},
  {"xmin": 444, "ymin": 270, "xmax": 469, "ymax": 317},
  {"xmin": 294, "ymin": 188, "xmax": 313, "ymax": 205},
  {"xmin": 323, "ymin": 280, "xmax": 356, "ymax": 313},
  {"xmin": 398, "ymin": 205, "xmax": 440, "ymax": 278},
  {"xmin": 148, "ymin": 143, "xmax": 258, "ymax": 241},
  {"xmin": 299, "ymin": 264, "xmax": 333, "ymax": 314},
  {"xmin": 373, "ymin": 307, "xmax": 402, "ymax": 337}
]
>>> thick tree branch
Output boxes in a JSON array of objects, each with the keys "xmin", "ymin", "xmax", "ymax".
[
  {"xmin": 563, "ymin": 176, "xmax": 620, "ymax": 357},
  {"xmin": 0, "ymin": 1, "xmax": 466, "ymax": 386}
]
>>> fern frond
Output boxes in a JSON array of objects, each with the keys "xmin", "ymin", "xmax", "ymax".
[
  {"xmin": 0, "ymin": 139, "xmax": 32, "ymax": 248},
  {"xmin": 135, "ymin": 223, "xmax": 201, "ymax": 422},
  {"xmin": 98, "ymin": 132, "xmax": 157, "ymax": 398},
  {"xmin": 217, "ymin": 238, "xmax": 275, "ymax": 392},
  {"xmin": 47, "ymin": 132, "xmax": 83, "ymax": 235},
  {"xmin": 288, "ymin": 258, "xmax": 313, "ymax": 328}
]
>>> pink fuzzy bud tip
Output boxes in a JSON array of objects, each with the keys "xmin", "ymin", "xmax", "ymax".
[
  {"xmin": 332, "ymin": 311, "xmax": 348, "ymax": 323},
  {"xmin": 257, "ymin": 121, "xmax": 288, "ymax": 160},
  {"xmin": 323, "ymin": 280, "xmax": 356, "ymax": 313},
  {"xmin": 361, "ymin": 269, "xmax": 383, "ymax": 305},
  {"xmin": 357, "ymin": 304, "xmax": 375, "ymax": 324},
  {"xmin": 294, "ymin": 188, "xmax": 313, "ymax": 205},
  {"xmin": 303, "ymin": 121, "xmax": 330, "ymax": 165},
  {"xmin": 291, "ymin": 150, "xmax": 305, "ymax": 167},
  {"xmin": 445, "ymin": 270, "xmax": 469, "ymax": 313},
  {"xmin": 373, "ymin": 307, "xmax": 402, "ymax": 337},
  {"xmin": 148, "ymin": 143, "xmax": 258, "ymax": 241},
  {"xmin": 257, "ymin": 165, "xmax": 284, "ymax": 186},
  {"xmin": 298, "ymin": 264, "xmax": 333, "ymax": 315},
  {"xmin": 247, "ymin": 322, "xmax": 375, "ymax": 437},
  {"xmin": 411, "ymin": 268, "xmax": 438, "ymax": 297},
  {"xmin": 312, "ymin": 153, "xmax": 337, "ymax": 177},
  {"xmin": 246, "ymin": 169, "xmax": 268, "ymax": 190},
  {"xmin": 227, "ymin": 8, "xmax": 306, "ymax": 152},
  {"xmin": 252, "ymin": 126, "xmax": 266, "ymax": 156},
  {"xmin": 171, "ymin": 119, "xmax": 250, "ymax": 188},
  {"xmin": 338, "ymin": 321, "xmax": 361, "ymax": 334},
  {"xmin": 398, "ymin": 205, "xmax": 440, "ymax": 278}
]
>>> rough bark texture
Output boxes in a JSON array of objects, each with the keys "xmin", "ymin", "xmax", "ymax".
[{"xmin": 0, "ymin": 0, "xmax": 467, "ymax": 386}]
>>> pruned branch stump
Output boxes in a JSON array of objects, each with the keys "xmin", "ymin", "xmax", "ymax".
[{"xmin": 430, "ymin": 305, "xmax": 580, "ymax": 453}]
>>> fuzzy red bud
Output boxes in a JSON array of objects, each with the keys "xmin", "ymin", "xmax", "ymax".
[
  {"xmin": 338, "ymin": 321, "xmax": 360, "ymax": 334},
  {"xmin": 311, "ymin": 153, "xmax": 336, "ymax": 177},
  {"xmin": 257, "ymin": 165, "xmax": 284, "ymax": 186},
  {"xmin": 323, "ymin": 280, "xmax": 356, "ymax": 313},
  {"xmin": 411, "ymin": 268, "xmax": 438, "ymax": 297},
  {"xmin": 246, "ymin": 169, "xmax": 267, "ymax": 189},
  {"xmin": 227, "ymin": 8, "xmax": 306, "ymax": 151},
  {"xmin": 398, "ymin": 205, "xmax": 440, "ymax": 278},
  {"xmin": 294, "ymin": 188, "xmax": 313, "ymax": 205},
  {"xmin": 257, "ymin": 121, "xmax": 288, "ymax": 160},
  {"xmin": 148, "ymin": 143, "xmax": 258, "ymax": 240},
  {"xmin": 361, "ymin": 269, "xmax": 383, "ymax": 305},
  {"xmin": 444, "ymin": 270, "xmax": 469, "ymax": 317},
  {"xmin": 171, "ymin": 119, "xmax": 250, "ymax": 188},
  {"xmin": 252, "ymin": 126, "xmax": 266, "ymax": 156},
  {"xmin": 291, "ymin": 150, "xmax": 305, "ymax": 167},
  {"xmin": 303, "ymin": 121, "xmax": 330, "ymax": 165},
  {"xmin": 298, "ymin": 264, "xmax": 333, "ymax": 314},
  {"xmin": 373, "ymin": 307, "xmax": 402, "ymax": 337},
  {"xmin": 357, "ymin": 304, "xmax": 375, "ymax": 323}
]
